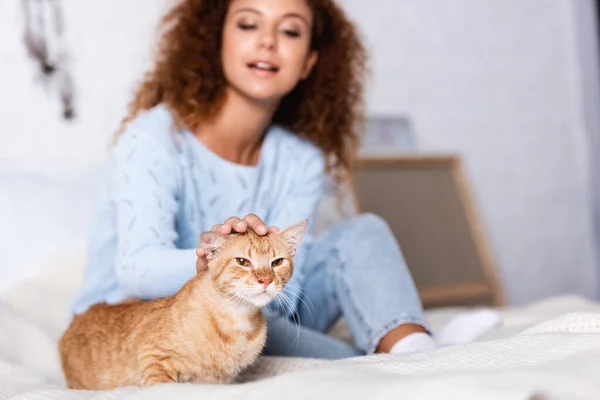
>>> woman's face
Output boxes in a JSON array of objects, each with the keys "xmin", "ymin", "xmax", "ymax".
[{"xmin": 221, "ymin": 0, "xmax": 318, "ymax": 104}]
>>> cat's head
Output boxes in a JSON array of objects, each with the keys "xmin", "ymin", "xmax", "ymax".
[{"xmin": 198, "ymin": 220, "xmax": 308, "ymax": 308}]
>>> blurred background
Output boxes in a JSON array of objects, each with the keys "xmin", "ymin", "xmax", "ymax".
[{"xmin": 2, "ymin": 0, "xmax": 600, "ymax": 308}]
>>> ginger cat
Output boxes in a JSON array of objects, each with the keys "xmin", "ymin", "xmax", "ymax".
[{"xmin": 59, "ymin": 220, "xmax": 308, "ymax": 389}]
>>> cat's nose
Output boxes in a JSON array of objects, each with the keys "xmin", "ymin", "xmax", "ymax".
[{"xmin": 257, "ymin": 277, "xmax": 272, "ymax": 290}]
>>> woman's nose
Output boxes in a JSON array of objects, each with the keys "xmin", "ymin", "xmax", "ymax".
[{"xmin": 258, "ymin": 28, "xmax": 277, "ymax": 50}]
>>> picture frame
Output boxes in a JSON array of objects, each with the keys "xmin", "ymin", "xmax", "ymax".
[{"xmin": 349, "ymin": 154, "xmax": 506, "ymax": 308}]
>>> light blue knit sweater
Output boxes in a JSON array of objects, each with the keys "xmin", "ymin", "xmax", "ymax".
[{"xmin": 71, "ymin": 104, "xmax": 325, "ymax": 315}]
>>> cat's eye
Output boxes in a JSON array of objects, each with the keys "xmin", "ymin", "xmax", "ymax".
[
  {"xmin": 236, "ymin": 258, "xmax": 251, "ymax": 267},
  {"xmin": 271, "ymin": 258, "xmax": 284, "ymax": 267}
]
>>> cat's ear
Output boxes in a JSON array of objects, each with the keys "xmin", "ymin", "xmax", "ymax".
[
  {"xmin": 280, "ymin": 220, "xmax": 309, "ymax": 256},
  {"xmin": 199, "ymin": 232, "xmax": 227, "ymax": 261}
]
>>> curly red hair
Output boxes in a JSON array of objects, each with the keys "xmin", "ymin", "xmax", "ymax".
[{"xmin": 118, "ymin": 0, "xmax": 367, "ymax": 180}]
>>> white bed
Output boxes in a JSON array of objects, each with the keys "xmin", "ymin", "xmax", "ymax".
[{"xmin": 2, "ymin": 247, "xmax": 600, "ymax": 400}]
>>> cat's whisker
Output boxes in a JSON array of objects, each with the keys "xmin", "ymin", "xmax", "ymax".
[
  {"xmin": 277, "ymin": 292, "xmax": 302, "ymax": 347},
  {"xmin": 272, "ymin": 296, "xmax": 292, "ymax": 337},
  {"xmin": 280, "ymin": 286, "xmax": 314, "ymax": 325},
  {"xmin": 278, "ymin": 291, "xmax": 301, "ymax": 345},
  {"xmin": 273, "ymin": 295, "xmax": 301, "ymax": 344},
  {"xmin": 283, "ymin": 284, "xmax": 314, "ymax": 310},
  {"xmin": 226, "ymin": 293, "xmax": 246, "ymax": 315},
  {"xmin": 234, "ymin": 293, "xmax": 248, "ymax": 309},
  {"xmin": 207, "ymin": 290, "xmax": 245, "ymax": 322},
  {"xmin": 280, "ymin": 292, "xmax": 298, "ymax": 316},
  {"xmin": 275, "ymin": 291, "xmax": 294, "ymax": 316},
  {"xmin": 284, "ymin": 283, "xmax": 311, "ymax": 300},
  {"xmin": 212, "ymin": 284, "xmax": 250, "ymax": 312},
  {"xmin": 286, "ymin": 283, "xmax": 310, "ymax": 300},
  {"xmin": 274, "ymin": 296, "xmax": 285, "ymax": 319}
]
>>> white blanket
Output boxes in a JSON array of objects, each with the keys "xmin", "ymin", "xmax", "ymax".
[{"xmin": 2, "ymin": 250, "xmax": 600, "ymax": 399}]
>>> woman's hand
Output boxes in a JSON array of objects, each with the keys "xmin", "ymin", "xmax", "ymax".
[{"xmin": 195, "ymin": 214, "xmax": 279, "ymax": 271}]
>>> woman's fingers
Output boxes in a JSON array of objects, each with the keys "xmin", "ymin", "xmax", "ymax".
[
  {"xmin": 243, "ymin": 214, "xmax": 268, "ymax": 235},
  {"xmin": 210, "ymin": 215, "xmax": 276, "ymax": 237},
  {"xmin": 211, "ymin": 223, "xmax": 232, "ymax": 234},
  {"xmin": 195, "ymin": 247, "xmax": 208, "ymax": 272},
  {"xmin": 198, "ymin": 216, "xmax": 281, "ymax": 274},
  {"xmin": 225, "ymin": 216, "xmax": 247, "ymax": 233}
]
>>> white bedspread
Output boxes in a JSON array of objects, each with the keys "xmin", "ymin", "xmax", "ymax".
[{"xmin": 2, "ymin": 250, "xmax": 600, "ymax": 399}]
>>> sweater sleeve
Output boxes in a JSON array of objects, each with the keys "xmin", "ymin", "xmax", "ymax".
[{"xmin": 110, "ymin": 129, "xmax": 197, "ymax": 300}]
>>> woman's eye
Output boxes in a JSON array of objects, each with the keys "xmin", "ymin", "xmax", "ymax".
[
  {"xmin": 238, "ymin": 23, "xmax": 257, "ymax": 30},
  {"xmin": 282, "ymin": 29, "xmax": 300, "ymax": 38},
  {"xmin": 271, "ymin": 258, "xmax": 283, "ymax": 267},
  {"xmin": 236, "ymin": 258, "xmax": 250, "ymax": 267}
]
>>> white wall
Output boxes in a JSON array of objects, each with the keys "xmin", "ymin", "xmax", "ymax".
[
  {"xmin": 340, "ymin": 0, "xmax": 600, "ymax": 304},
  {"xmin": 1, "ymin": 0, "xmax": 599, "ymax": 305},
  {"xmin": 573, "ymin": 0, "xmax": 600, "ymax": 287},
  {"xmin": 0, "ymin": 0, "xmax": 167, "ymax": 291},
  {"xmin": 0, "ymin": 0, "xmax": 165, "ymax": 172}
]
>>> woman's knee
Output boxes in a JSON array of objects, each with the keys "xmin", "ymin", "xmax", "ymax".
[
  {"xmin": 350, "ymin": 212, "xmax": 389, "ymax": 230},
  {"xmin": 309, "ymin": 212, "xmax": 404, "ymax": 273},
  {"xmin": 340, "ymin": 212, "xmax": 392, "ymax": 241},
  {"xmin": 330, "ymin": 212, "xmax": 410, "ymax": 273}
]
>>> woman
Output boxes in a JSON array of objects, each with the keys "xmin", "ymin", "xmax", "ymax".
[{"xmin": 71, "ymin": 0, "xmax": 494, "ymax": 359}]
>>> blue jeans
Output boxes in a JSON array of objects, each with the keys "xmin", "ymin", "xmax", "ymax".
[{"xmin": 262, "ymin": 213, "xmax": 428, "ymax": 359}]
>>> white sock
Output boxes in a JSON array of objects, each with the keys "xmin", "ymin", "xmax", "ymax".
[
  {"xmin": 388, "ymin": 309, "xmax": 501, "ymax": 355},
  {"xmin": 435, "ymin": 309, "xmax": 501, "ymax": 347},
  {"xmin": 389, "ymin": 332, "xmax": 438, "ymax": 355}
]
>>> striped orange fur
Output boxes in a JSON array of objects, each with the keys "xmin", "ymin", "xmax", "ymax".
[{"xmin": 58, "ymin": 220, "xmax": 308, "ymax": 389}]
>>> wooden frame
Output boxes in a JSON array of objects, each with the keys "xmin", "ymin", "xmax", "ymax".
[{"xmin": 349, "ymin": 155, "xmax": 506, "ymax": 308}]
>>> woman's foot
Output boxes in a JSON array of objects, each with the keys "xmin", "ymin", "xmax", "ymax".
[
  {"xmin": 380, "ymin": 309, "xmax": 502, "ymax": 355},
  {"xmin": 435, "ymin": 309, "xmax": 501, "ymax": 347},
  {"xmin": 377, "ymin": 323, "xmax": 427, "ymax": 353},
  {"xmin": 389, "ymin": 332, "xmax": 438, "ymax": 354}
]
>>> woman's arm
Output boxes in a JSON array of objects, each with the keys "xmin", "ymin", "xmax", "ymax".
[{"xmin": 110, "ymin": 129, "xmax": 197, "ymax": 300}]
